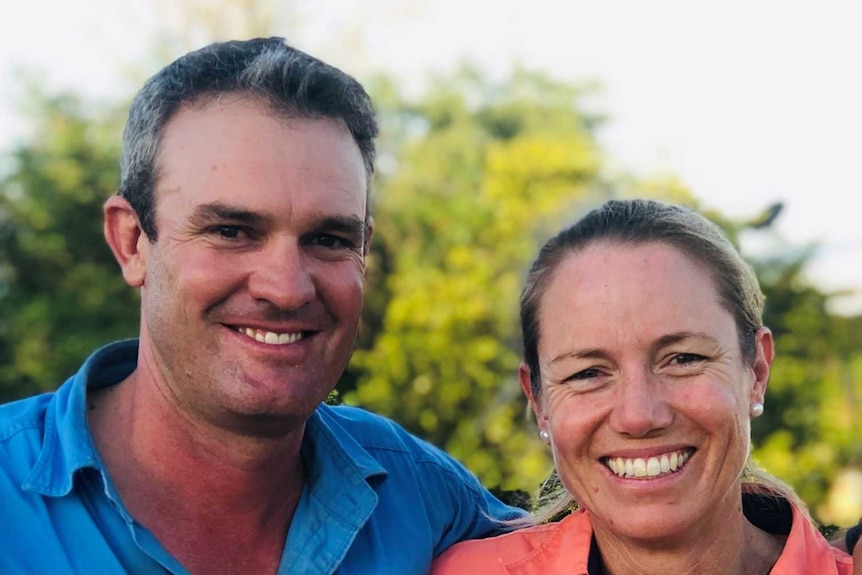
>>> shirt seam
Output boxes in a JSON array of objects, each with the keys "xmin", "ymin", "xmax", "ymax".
[{"xmin": 0, "ymin": 419, "xmax": 43, "ymax": 442}]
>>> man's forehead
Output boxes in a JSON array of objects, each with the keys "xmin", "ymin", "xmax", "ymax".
[
  {"xmin": 153, "ymin": 100, "xmax": 367, "ymax": 201},
  {"xmin": 163, "ymin": 95, "xmax": 355, "ymax": 149}
]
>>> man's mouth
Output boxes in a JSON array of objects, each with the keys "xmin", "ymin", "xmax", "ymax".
[
  {"xmin": 603, "ymin": 448, "xmax": 694, "ymax": 479},
  {"xmin": 236, "ymin": 327, "xmax": 305, "ymax": 345}
]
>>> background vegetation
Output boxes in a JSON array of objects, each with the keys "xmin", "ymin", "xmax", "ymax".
[{"xmin": 1, "ymin": 1, "xmax": 860, "ymax": 527}]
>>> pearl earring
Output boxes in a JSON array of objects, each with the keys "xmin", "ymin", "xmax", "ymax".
[
  {"xmin": 750, "ymin": 402, "xmax": 764, "ymax": 417},
  {"xmin": 539, "ymin": 430, "xmax": 551, "ymax": 444}
]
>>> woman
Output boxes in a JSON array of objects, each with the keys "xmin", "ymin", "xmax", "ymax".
[{"xmin": 432, "ymin": 199, "xmax": 852, "ymax": 574}]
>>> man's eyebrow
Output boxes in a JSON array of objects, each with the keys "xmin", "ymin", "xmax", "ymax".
[
  {"xmin": 188, "ymin": 204, "xmax": 369, "ymax": 239},
  {"xmin": 314, "ymin": 215, "xmax": 368, "ymax": 235},
  {"xmin": 189, "ymin": 202, "xmax": 269, "ymax": 226}
]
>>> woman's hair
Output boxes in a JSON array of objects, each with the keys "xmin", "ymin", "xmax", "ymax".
[{"xmin": 519, "ymin": 198, "xmax": 805, "ymax": 522}]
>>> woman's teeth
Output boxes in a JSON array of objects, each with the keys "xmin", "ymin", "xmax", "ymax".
[{"xmin": 605, "ymin": 449, "xmax": 692, "ymax": 479}]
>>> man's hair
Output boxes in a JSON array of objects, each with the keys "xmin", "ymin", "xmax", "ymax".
[{"xmin": 118, "ymin": 37, "xmax": 378, "ymax": 240}]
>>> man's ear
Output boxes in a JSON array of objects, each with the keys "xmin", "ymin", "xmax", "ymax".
[
  {"xmin": 750, "ymin": 327, "xmax": 774, "ymax": 405},
  {"xmin": 103, "ymin": 195, "xmax": 149, "ymax": 288},
  {"xmin": 363, "ymin": 215, "xmax": 374, "ymax": 257}
]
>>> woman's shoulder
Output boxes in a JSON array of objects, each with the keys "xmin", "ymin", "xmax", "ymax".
[
  {"xmin": 431, "ymin": 509, "xmax": 593, "ymax": 574},
  {"xmin": 758, "ymin": 495, "xmax": 854, "ymax": 574}
]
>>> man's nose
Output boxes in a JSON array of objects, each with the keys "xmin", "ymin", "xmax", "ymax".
[{"xmin": 247, "ymin": 239, "xmax": 315, "ymax": 311}]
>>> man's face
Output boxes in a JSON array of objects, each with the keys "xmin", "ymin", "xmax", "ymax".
[{"xmin": 137, "ymin": 97, "xmax": 369, "ymax": 435}]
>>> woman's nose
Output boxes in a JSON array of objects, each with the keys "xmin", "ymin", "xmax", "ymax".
[{"xmin": 608, "ymin": 368, "xmax": 674, "ymax": 438}]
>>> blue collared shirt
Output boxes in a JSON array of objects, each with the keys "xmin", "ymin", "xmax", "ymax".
[{"xmin": 0, "ymin": 340, "xmax": 526, "ymax": 574}]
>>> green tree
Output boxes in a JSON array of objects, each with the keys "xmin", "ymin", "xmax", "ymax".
[{"xmin": 0, "ymin": 88, "xmax": 139, "ymax": 402}]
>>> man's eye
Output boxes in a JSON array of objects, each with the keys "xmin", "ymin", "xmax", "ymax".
[
  {"xmin": 568, "ymin": 368, "xmax": 601, "ymax": 381},
  {"xmin": 211, "ymin": 225, "xmax": 243, "ymax": 239},
  {"xmin": 311, "ymin": 234, "xmax": 354, "ymax": 249},
  {"xmin": 670, "ymin": 353, "xmax": 706, "ymax": 366}
]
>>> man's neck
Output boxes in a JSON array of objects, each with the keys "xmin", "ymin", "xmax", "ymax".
[{"xmin": 87, "ymin": 371, "xmax": 308, "ymax": 575}]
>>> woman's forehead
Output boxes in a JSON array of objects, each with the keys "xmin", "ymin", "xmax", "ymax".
[{"xmin": 536, "ymin": 242, "xmax": 730, "ymax": 342}]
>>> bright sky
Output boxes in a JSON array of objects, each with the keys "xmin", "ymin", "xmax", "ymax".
[{"xmin": 2, "ymin": 0, "xmax": 861, "ymax": 312}]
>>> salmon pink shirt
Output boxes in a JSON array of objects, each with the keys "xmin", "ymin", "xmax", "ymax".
[{"xmin": 432, "ymin": 497, "xmax": 852, "ymax": 574}]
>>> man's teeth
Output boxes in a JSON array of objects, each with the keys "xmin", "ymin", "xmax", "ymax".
[
  {"xmin": 605, "ymin": 450, "xmax": 691, "ymax": 479},
  {"xmin": 237, "ymin": 327, "xmax": 303, "ymax": 345}
]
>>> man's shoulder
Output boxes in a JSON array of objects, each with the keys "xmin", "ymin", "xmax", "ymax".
[
  {"xmin": 314, "ymin": 404, "xmax": 473, "ymax": 477},
  {"xmin": 0, "ymin": 392, "xmax": 52, "ymax": 443},
  {"xmin": 0, "ymin": 339, "xmax": 135, "ymax": 446},
  {"xmin": 316, "ymin": 404, "xmax": 426, "ymax": 453},
  {"xmin": 0, "ymin": 392, "xmax": 53, "ymax": 490}
]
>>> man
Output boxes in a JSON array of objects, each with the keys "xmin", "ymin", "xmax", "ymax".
[
  {"xmin": 0, "ymin": 38, "xmax": 525, "ymax": 574},
  {"xmin": 857, "ymin": 527, "xmax": 862, "ymax": 575},
  {"xmin": 836, "ymin": 522, "xmax": 862, "ymax": 575}
]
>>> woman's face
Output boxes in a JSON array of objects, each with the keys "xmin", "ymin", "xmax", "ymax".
[{"xmin": 522, "ymin": 241, "xmax": 772, "ymax": 543}]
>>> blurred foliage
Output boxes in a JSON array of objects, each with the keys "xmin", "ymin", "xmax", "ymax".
[
  {"xmin": 0, "ymin": 60, "xmax": 860, "ymax": 523},
  {"xmin": 0, "ymin": 88, "xmax": 140, "ymax": 403},
  {"xmin": 750, "ymin": 247, "xmax": 862, "ymax": 522}
]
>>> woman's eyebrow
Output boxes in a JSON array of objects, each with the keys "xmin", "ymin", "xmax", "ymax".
[
  {"xmin": 652, "ymin": 331, "xmax": 718, "ymax": 350},
  {"xmin": 549, "ymin": 348, "xmax": 611, "ymax": 366}
]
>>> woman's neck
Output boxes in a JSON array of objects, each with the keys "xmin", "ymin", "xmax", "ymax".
[{"xmin": 594, "ymin": 508, "xmax": 783, "ymax": 575}]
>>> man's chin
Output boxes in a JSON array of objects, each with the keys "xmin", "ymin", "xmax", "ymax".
[{"xmin": 215, "ymin": 408, "xmax": 310, "ymax": 439}]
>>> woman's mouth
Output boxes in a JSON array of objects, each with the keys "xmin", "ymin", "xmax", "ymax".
[{"xmin": 603, "ymin": 448, "xmax": 695, "ymax": 479}]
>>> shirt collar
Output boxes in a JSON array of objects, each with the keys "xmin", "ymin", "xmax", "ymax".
[
  {"xmin": 22, "ymin": 339, "xmax": 139, "ymax": 496},
  {"xmin": 304, "ymin": 404, "xmax": 389, "ymax": 495},
  {"xmin": 497, "ymin": 510, "xmax": 593, "ymax": 574},
  {"xmin": 22, "ymin": 340, "xmax": 389, "ymax": 500}
]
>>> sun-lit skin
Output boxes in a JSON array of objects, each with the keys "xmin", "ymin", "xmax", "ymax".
[
  {"xmin": 520, "ymin": 241, "xmax": 774, "ymax": 571},
  {"xmin": 108, "ymin": 97, "xmax": 370, "ymax": 437}
]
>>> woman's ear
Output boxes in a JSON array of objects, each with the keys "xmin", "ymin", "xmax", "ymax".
[
  {"xmin": 520, "ymin": 362, "xmax": 547, "ymax": 432},
  {"xmin": 750, "ymin": 327, "xmax": 774, "ymax": 405},
  {"xmin": 103, "ymin": 195, "xmax": 149, "ymax": 288}
]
